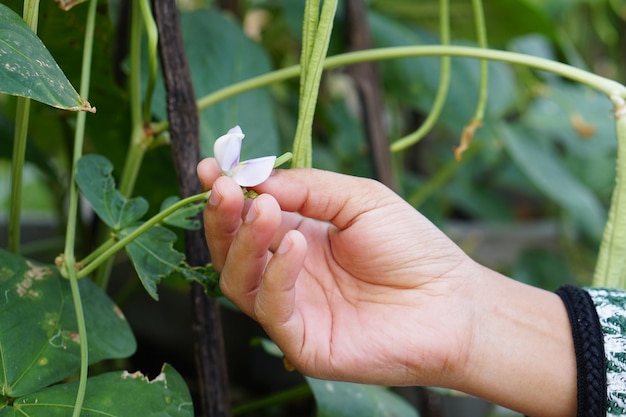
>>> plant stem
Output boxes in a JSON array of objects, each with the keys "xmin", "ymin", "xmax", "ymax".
[
  {"xmin": 471, "ymin": 0, "xmax": 488, "ymax": 122},
  {"xmin": 138, "ymin": 0, "xmax": 158, "ymax": 124},
  {"xmin": 120, "ymin": 0, "xmax": 149, "ymax": 196},
  {"xmin": 8, "ymin": 0, "xmax": 40, "ymax": 254},
  {"xmin": 389, "ymin": 0, "xmax": 451, "ymax": 152},
  {"xmin": 79, "ymin": 237, "xmax": 116, "ymax": 266},
  {"xmin": 77, "ymin": 192, "xmax": 210, "ymax": 279},
  {"xmin": 148, "ymin": 45, "xmax": 626, "ymax": 139},
  {"xmin": 593, "ymin": 96, "xmax": 626, "ymax": 288},
  {"xmin": 292, "ymin": 0, "xmax": 338, "ymax": 168},
  {"xmin": 452, "ymin": 0, "xmax": 489, "ymax": 160},
  {"xmin": 407, "ymin": 143, "xmax": 480, "ymax": 208},
  {"xmin": 94, "ymin": 1, "xmax": 149, "ymax": 289},
  {"xmin": 62, "ymin": 0, "xmax": 98, "ymax": 415}
]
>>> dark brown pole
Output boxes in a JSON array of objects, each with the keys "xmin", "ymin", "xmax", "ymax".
[
  {"xmin": 152, "ymin": 2, "xmax": 231, "ymax": 416},
  {"xmin": 345, "ymin": 0, "xmax": 397, "ymax": 190}
]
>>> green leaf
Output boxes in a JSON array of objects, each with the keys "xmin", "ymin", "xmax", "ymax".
[
  {"xmin": 306, "ymin": 378, "xmax": 419, "ymax": 417},
  {"xmin": 0, "ymin": 249, "xmax": 136, "ymax": 397},
  {"xmin": 76, "ymin": 154, "xmax": 149, "ymax": 230},
  {"xmin": 169, "ymin": 263, "xmax": 222, "ymax": 298},
  {"xmin": 1, "ymin": 364, "xmax": 193, "ymax": 417},
  {"xmin": 122, "ymin": 225, "xmax": 185, "ymax": 301},
  {"xmin": 0, "ymin": 3, "xmax": 92, "ymax": 112},
  {"xmin": 499, "ymin": 123, "xmax": 606, "ymax": 240},
  {"xmin": 160, "ymin": 196, "xmax": 203, "ymax": 231}
]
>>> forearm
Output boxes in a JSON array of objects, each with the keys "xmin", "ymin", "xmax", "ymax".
[{"xmin": 454, "ymin": 266, "xmax": 577, "ymax": 417}]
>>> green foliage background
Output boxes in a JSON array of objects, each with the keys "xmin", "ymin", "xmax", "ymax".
[{"xmin": 1, "ymin": 0, "xmax": 625, "ymax": 416}]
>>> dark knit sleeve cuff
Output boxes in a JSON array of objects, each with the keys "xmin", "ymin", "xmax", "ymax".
[{"xmin": 556, "ymin": 285, "xmax": 606, "ymax": 417}]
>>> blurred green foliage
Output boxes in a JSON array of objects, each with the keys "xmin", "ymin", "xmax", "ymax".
[{"xmin": 1, "ymin": 0, "xmax": 625, "ymax": 414}]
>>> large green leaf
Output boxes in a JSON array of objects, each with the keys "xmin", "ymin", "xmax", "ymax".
[
  {"xmin": 0, "ymin": 364, "xmax": 193, "ymax": 417},
  {"xmin": 256, "ymin": 339, "xmax": 418, "ymax": 417},
  {"xmin": 76, "ymin": 154, "xmax": 149, "ymax": 231},
  {"xmin": 306, "ymin": 378, "xmax": 419, "ymax": 417},
  {"xmin": 0, "ymin": 3, "xmax": 92, "ymax": 112},
  {"xmin": 0, "ymin": 249, "xmax": 136, "ymax": 398},
  {"xmin": 499, "ymin": 123, "xmax": 606, "ymax": 240},
  {"xmin": 149, "ymin": 8, "xmax": 280, "ymax": 161}
]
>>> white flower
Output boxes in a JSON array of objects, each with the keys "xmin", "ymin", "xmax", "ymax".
[{"xmin": 213, "ymin": 126, "xmax": 276, "ymax": 187}]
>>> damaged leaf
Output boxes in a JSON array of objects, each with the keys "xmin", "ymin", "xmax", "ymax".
[
  {"xmin": 2, "ymin": 364, "xmax": 193, "ymax": 417},
  {"xmin": 0, "ymin": 249, "xmax": 136, "ymax": 398}
]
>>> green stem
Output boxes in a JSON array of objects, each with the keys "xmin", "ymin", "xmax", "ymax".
[
  {"xmin": 8, "ymin": 0, "xmax": 40, "ymax": 254},
  {"xmin": 148, "ymin": 45, "xmax": 626, "ymax": 139},
  {"xmin": 77, "ymin": 192, "xmax": 210, "ymax": 279},
  {"xmin": 232, "ymin": 384, "xmax": 312, "ymax": 416},
  {"xmin": 8, "ymin": 98, "xmax": 31, "ymax": 254},
  {"xmin": 138, "ymin": 0, "xmax": 158, "ymax": 124},
  {"xmin": 593, "ymin": 97, "xmax": 626, "ymax": 288},
  {"xmin": 274, "ymin": 151, "xmax": 293, "ymax": 168},
  {"xmin": 94, "ymin": 1, "xmax": 149, "ymax": 288},
  {"xmin": 62, "ymin": 1, "xmax": 98, "ymax": 415},
  {"xmin": 471, "ymin": 0, "xmax": 488, "ymax": 122},
  {"xmin": 452, "ymin": 0, "xmax": 489, "ymax": 160},
  {"xmin": 292, "ymin": 0, "xmax": 338, "ymax": 168},
  {"xmin": 389, "ymin": 0, "xmax": 451, "ymax": 152},
  {"xmin": 120, "ymin": 0, "xmax": 149, "ymax": 196},
  {"xmin": 79, "ymin": 237, "xmax": 116, "ymax": 266},
  {"xmin": 407, "ymin": 143, "xmax": 480, "ymax": 207}
]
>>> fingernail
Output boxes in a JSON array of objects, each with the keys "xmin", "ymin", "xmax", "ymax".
[
  {"xmin": 208, "ymin": 190, "xmax": 222, "ymax": 207},
  {"xmin": 245, "ymin": 203, "xmax": 259, "ymax": 223},
  {"xmin": 276, "ymin": 235, "xmax": 292, "ymax": 255}
]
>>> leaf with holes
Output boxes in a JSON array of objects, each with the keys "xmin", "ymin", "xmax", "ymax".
[
  {"xmin": 0, "ymin": 249, "xmax": 136, "ymax": 398},
  {"xmin": 0, "ymin": 364, "xmax": 193, "ymax": 417},
  {"xmin": 76, "ymin": 154, "xmax": 149, "ymax": 230},
  {"xmin": 0, "ymin": 3, "xmax": 92, "ymax": 112}
]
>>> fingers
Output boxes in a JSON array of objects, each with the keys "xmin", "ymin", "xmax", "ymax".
[
  {"xmin": 218, "ymin": 193, "xmax": 283, "ymax": 317},
  {"xmin": 255, "ymin": 168, "xmax": 396, "ymax": 230},
  {"xmin": 203, "ymin": 175, "xmax": 245, "ymax": 272},
  {"xmin": 255, "ymin": 230, "xmax": 307, "ymax": 326},
  {"xmin": 197, "ymin": 158, "xmax": 223, "ymax": 191}
]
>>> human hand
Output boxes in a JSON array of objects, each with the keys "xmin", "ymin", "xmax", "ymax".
[{"xmin": 197, "ymin": 158, "xmax": 480, "ymax": 387}]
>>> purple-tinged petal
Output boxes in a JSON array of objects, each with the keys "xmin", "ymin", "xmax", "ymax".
[
  {"xmin": 230, "ymin": 156, "xmax": 277, "ymax": 187},
  {"xmin": 221, "ymin": 137, "xmax": 242, "ymax": 173},
  {"xmin": 214, "ymin": 126, "xmax": 244, "ymax": 172}
]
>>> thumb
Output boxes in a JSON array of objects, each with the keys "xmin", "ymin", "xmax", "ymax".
[{"xmin": 254, "ymin": 168, "xmax": 397, "ymax": 230}]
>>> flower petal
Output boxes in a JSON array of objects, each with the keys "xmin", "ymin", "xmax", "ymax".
[
  {"xmin": 214, "ymin": 126, "xmax": 244, "ymax": 172},
  {"xmin": 230, "ymin": 156, "xmax": 277, "ymax": 187}
]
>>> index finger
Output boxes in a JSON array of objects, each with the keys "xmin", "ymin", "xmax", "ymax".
[{"xmin": 197, "ymin": 158, "xmax": 223, "ymax": 191}]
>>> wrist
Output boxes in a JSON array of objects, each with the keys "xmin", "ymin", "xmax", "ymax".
[{"xmin": 453, "ymin": 266, "xmax": 577, "ymax": 417}]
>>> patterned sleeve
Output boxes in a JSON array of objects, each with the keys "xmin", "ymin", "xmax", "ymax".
[{"xmin": 585, "ymin": 288, "xmax": 626, "ymax": 417}]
